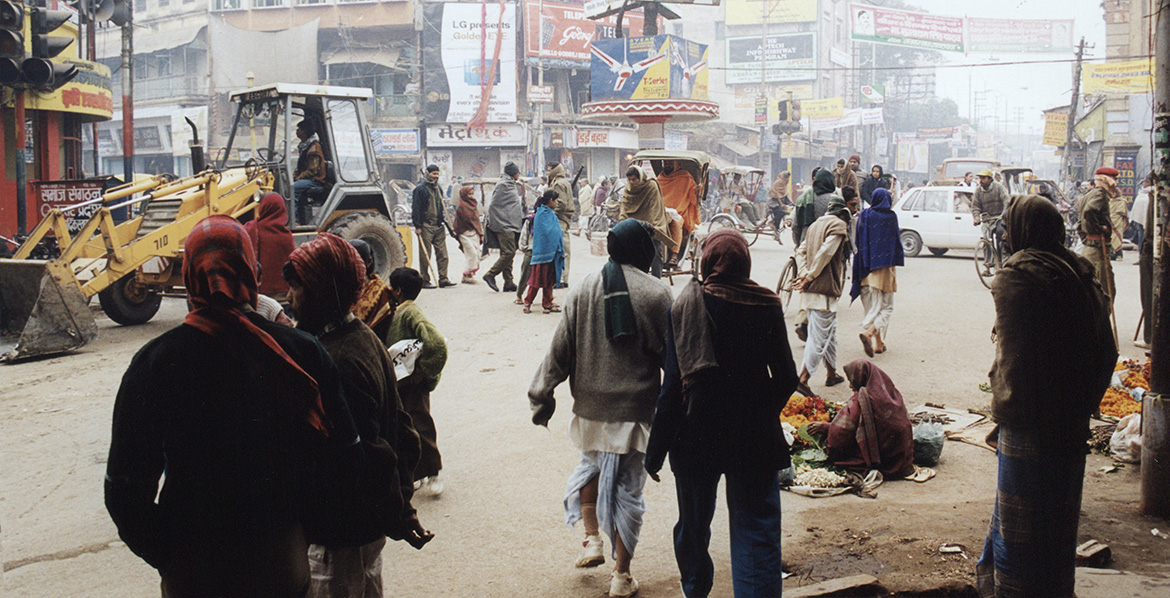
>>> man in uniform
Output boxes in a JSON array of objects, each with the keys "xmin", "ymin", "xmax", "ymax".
[
  {"xmin": 547, "ymin": 162, "xmax": 576, "ymax": 288},
  {"xmin": 1078, "ymin": 166, "xmax": 1121, "ymax": 305},
  {"xmin": 972, "ymin": 168, "xmax": 1009, "ymax": 272},
  {"xmin": 412, "ymin": 165, "xmax": 456, "ymax": 288}
]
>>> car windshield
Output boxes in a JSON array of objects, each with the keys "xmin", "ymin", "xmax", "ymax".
[{"xmin": 219, "ymin": 98, "xmax": 287, "ymax": 168}]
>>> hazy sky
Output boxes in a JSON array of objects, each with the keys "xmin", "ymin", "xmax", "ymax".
[{"xmin": 928, "ymin": 0, "xmax": 1109, "ymax": 134}]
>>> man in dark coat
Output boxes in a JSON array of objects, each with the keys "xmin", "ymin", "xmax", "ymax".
[
  {"xmin": 483, "ymin": 161, "xmax": 524, "ymax": 292},
  {"xmin": 412, "ymin": 164, "xmax": 455, "ymax": 288}
]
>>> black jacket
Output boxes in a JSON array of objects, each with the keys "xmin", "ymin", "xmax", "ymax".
[
  {"xmin": 646, "ymin": 295, "xmax": 798, "ymax": 477},
  {"xmin": 411, "ymin": 179, "xmax": 444, "ymax": 229}
]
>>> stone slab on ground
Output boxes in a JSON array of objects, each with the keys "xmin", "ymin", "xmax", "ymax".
[
  {"xmin": 1076, "ymin": 567, "xmax": 1170, "ymax": 598},
  {"xmin": 784, "ymin": 574, "xmax": 884, "ymax": 597}
]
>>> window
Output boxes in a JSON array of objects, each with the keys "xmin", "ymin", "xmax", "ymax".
[
  {"xmin": 327, "ymin": 99, "xmax": 369, "ymax": 183},
  {"xmin": 252, "ymin": 0, "xmax": 287, "ymax": 7},
  {"xmin": 212, "ymin": 0, "xmax": 242, "ymax": 10},
  {"xmin": 836, "ymin": 18, "xmax": 844, "ymax": 44},
  {"xmin": 135, "ymin": 0, "xmax": 146, "ymax": 12},
  {"xmin": 921, "ymin": 190, "xmax": 949, "ymax": 213},
  {"xmin": 715, "ymin": 21, "xmax": 724, "ymax": 41},
  {"xmin": 156, "ymin": 52, "xmax": 171, "ymax": 77},
  {"xmin": 159, "ymin": 0, "xmax": 169, "ymax": 7},
  {"xmin": 296, "ymin": 0, "xmax": 329, "ymax": 4},
  {"xmin": 955, "ymin": 193, "xmax": 973, "ymax": 213},
  {"xmin": 900, "ymin": 190, "xmax": 921, "ymax": 211}
]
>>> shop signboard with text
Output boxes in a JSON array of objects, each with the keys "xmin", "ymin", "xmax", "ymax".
[
  {"xmin": 33, "ymin": 180, "xmax": 108, "ymax": 234},
  {"xmin": 1114, "ymin": 153, "xmax": 1138, "ymax": 202},
  {"xmin": 724, "ymin": 32, "xmax": 816, "ymax": 85},
  {"xmin": 849, "ymin": 3, "xmax": 964, "ymax": 52},
  {"xmin": 724, "ymin": 0, "xmax": 816, "ymax": 26},
  {"xmin": 371, "ymin": 129, "xmax": 421, "ymax": 154},
  {"xmin": 965, "ymin": 17, "xmax": 1073, "ymax": 53},
  {"xmin": 426, "ymin": 123, "xmax": 528, "ymax": 147},
  {"xmin": 422, "ymin": 2, "xmax": 518, "ymax": 123}
]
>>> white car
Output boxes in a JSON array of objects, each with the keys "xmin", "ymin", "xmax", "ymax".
[{"xmin": 894, "ymin": 186, "xmax": 979, "ymax": 257}]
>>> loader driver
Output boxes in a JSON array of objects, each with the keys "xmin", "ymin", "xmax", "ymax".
[{"xmin": 294, "ymin": 120, "xmax": 329, "ymax": 224}]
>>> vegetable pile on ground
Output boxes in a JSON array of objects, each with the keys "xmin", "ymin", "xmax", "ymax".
[
  {"xmin": 780, "ymin": 395, "xmax": 833, "ymax": 428},
  {"xmin": 1100, "ymin": 359, "xmax": 1148, "ymax": 418}
]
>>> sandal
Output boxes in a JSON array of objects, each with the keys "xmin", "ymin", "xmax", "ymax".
[
  {"xmin": 513, "ymin": 298, "xmax": 525, "ymax": 305},
  {"xmin": 523, "ymin": 304, "xmax": 532, "ymax": 314},
  {"xmin": 543, "ymin": 304, "xmax": 562, "ymax": 314},
  {"xmin": 859, "ymin": 333, "xmax": 875, "ymax": 358},
  {"xmin": 825, "ymin": 374, "xmax": 846, "ymax": 387}
]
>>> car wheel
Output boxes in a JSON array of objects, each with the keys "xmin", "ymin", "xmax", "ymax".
[
  {"xmin": 929, "ymin": 247, "xmax": 949, "ymax": 257},
  {"xmin": 900, "ymin": 231, "xmax": 923, "ymax": 258}
]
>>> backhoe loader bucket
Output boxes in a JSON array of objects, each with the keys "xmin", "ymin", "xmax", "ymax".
[{"xmin": 0, "ymin": 259, "xmax": 97, "ymax": 362}]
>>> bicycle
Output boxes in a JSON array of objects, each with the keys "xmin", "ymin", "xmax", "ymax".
[
  {"xmin": 707, "ymin": 201, "xmax": 789, "ymax": 247},
  {"xmin": 974, "ymin": 216, "xmax": 1006, "ymax": 289},
  {"xmin": 774, "ymin": 254, "xmax": 798, "ymax": 311}
]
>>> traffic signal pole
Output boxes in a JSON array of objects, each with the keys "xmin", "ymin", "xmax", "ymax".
[
  {"xmin": 1141, "ymin": 0, "xmax": 1170, "ymax": 518},
  {"xmin": 120, "ymin": 3, "xmax": 133, "ymax": 181},
  {"xmin": 14, "ymin": 87, "xmax": 26, "ymax": 235}
]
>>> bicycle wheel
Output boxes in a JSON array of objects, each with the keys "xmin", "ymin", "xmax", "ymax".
[
  {"xmin": 974, "ymin": 239, "xmax": 996, "ymax": 289},
  {"xmin": 776, "ymin": 257, "xmax": 798, "ymax": 310},
  {"xmin": 745, "ymin": 213, "xmax": 764, "ymax": 247},
  {"xmin": 708, "ymin": 214, "xmax": 737, "ymax": 234}
]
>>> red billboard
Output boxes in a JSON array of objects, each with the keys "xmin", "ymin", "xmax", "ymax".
[{"xmin": 524, "ymin": 0, "xmax": 649, "ymax": 65}]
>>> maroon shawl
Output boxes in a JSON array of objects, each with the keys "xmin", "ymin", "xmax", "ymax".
[
  {"xmin": 453, "ymin": 186, "xmax": 483, "ymax": 238},
  {"xmin": 699, "ymin": 229, "xmax": 782, "ymax": 306},
  {"xmin": 243, "ymin": 192, "xmax": 295, "ymax": 297},
  {"xmin": 826, "ymin": 359, "xmax": 914, "ymax": 478}
]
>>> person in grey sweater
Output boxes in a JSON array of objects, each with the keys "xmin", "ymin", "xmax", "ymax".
[{"xmin": 528, "ymin": 219, "xmax": 672, "ymax": 598}]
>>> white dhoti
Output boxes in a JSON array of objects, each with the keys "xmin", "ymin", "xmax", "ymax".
[
  {"xmin": 802, "ymin": 308, "xmax": 837, "ymax": 375},
  {"xmin": 564, "ymin": 450, "xmax": 647, "ymax": 559},
  {"xmin": 860, "ymin": 286, "xmax": 894, "ymax": 337},
  {"xmin": 459, "ymin": 231, "xmax": 481, "ymax": 276}
]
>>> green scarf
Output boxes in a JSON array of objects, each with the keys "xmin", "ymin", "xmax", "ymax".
[{"xmin": 603, "ymin": 219, "xmax": 655, "ymax": 340}]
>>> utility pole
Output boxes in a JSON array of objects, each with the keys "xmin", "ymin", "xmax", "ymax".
[
  {"xmin": 757, "ymin": 3, "xmax": 768, "ymax": 173},
  {"xmin": 14, "ymin": 89, "xmax": 26, "ymax": 235},
  {"xmin": 120, "ymin": 2, "xmax": 133, "ymax": 182},
  {"xmin": 1060, "ymin": 38, "xmax": 1086, "ymax": 189},
  {"xmin": 534, "ymin": 0, "xmax": 544, "ymax": 174},
  {"xmin": 1141, "ymin": 0, "xmax": 1170, "ymax": 518}
]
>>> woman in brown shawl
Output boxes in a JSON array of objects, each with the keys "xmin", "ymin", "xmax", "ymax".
[
  {"xmin": 453, "ymin": 185, "xmax": 484, "ymax": 283},
  {"xmin": 808, "ymin": 359, "xmax": 914, "ymax": 478},
  {"xmin": 243, "ymin": 192, "xmax": 296, "ymax": 299},
  {"xmin": 619, "ymin": 166, "xmax": 677, "ymax": 277},
  {"xmin": 646, "ymin": 229, "xmax": 797, "ymax": 598},
  {"xmin": 975, "ymin": 194, "xmax": 1117, "ymax": 598}
]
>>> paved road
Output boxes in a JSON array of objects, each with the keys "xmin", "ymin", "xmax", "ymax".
[{"xmin": 0, "ymin": 231, "xmax": 1157, "ymax": 596}]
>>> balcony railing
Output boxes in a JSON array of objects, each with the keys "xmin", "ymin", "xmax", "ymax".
[{"xmin": 112, "ymin": 75, "xmax": 207, "ymax": 103}]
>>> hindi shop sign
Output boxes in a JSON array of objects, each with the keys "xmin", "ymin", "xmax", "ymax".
[
  {"xmin": 965, "ymin": 17, "xmax": 1074, "ymax": 53},
  {"xmin": 425, "ymin": 123, "xmax": 529, "ymax": 147},
  {"xmin": 849, "ymin": 3, "xmax": 964, "ymax": 52},
  {"xmin": 371, "ymin": 129, "xmax": 420, "ymax": 155},
  {"xmin": 724, "ymin": 32, "xmax": 817, "ymax": 85},
  {"xmin": 34, "ymin": 180, "xmax": 107, "ymax": 234},
  {"xmin": 1042, "ymin": 112, "xmax": 1068, "ymax": 146},
  {"xmin": 529, "ymin": 85, "xmax": 554, "ymax": 104}
]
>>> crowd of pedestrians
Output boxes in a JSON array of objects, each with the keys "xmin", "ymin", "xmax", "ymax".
[{"xmin": 105, "ymin": 154, "xmax": 1122, "ymax": 598}]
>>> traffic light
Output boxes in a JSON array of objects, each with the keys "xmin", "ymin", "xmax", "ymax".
[
  {"xmin": 0, "ymin": 0, "xmax": 23, "ymax": 86},
  {"xmin": 790, "ymin": 99, "xmax": 801, "ymax": 121},
  {"xmin": 776, "ymin": 99, "xmax": 789, "ymax": 122},
  {"xmin": 23, "ymin": 7, "xmax": 77, "ymax": 89}
]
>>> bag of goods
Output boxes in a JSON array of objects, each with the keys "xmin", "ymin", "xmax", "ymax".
[
  {"xmin": 1110, "ymin": 413, "xmax": 1142, "ymax": 464},
  {"xmin": 913, "ymin": 422, "xmax": 945, "ymax": 466}
]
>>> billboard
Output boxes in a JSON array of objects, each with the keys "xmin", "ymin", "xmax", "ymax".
[
  {"xmin": 1082, "ymin": 58, "xmax": 1155, "ymax": 95},
  {"xmin": 1115, "ymin": 152, "xmax": 1138, "ymax": 201},
  {"xmin": 589, "ymin": 35, "xmax": 708, "ymax": 101},
  {"xmin": 724, "ymin": 32, "xmax": 816, "ymax": 85},
  {"xmin": 422, "ymin": 2, "xmax": 518, "ymax": 124},
  {"xmin": 524, "ymin": 0, "xmax": 647, "ymax": 67},
  {"xmin": 725, "ymin": 0, "xmax": 816, "ymax": 26},
  {"xmin": 966, "ymin": 17, "xmax": 1074, "ymax": 53},
  {"xmin": 849, "ymin": 3, "xmax": 964, "ymax": 52},
  {"xmin": 1042, "ymin": 112, "xmax": 1068, "ymax": 146}
]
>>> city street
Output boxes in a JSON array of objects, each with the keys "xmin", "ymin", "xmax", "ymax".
[{"xmin": 2, "ymin": 232, "xmax": 1168, "ymax": 596}]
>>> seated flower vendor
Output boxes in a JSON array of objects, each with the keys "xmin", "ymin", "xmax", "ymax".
[{"xmin": 807, "ymin": 359, "xmax": 915, "ymax": 479}]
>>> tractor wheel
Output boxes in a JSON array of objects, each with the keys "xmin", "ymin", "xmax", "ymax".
[
  {"xmin": 326, "ymin": 211, "xmax": 406, "ymax": 280},
  {"xmin": 99, "ymin": 274, "xmax": 162, "ymax": 325}
]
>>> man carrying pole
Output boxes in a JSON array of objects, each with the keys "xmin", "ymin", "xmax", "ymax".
[{"xmin": 412, "ymin": 165, "xmax": 456, "ymax": 289}]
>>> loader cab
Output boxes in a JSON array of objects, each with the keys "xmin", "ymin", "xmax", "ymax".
[{"xmin": 219, "ymin": 84, "xmax": 386, "ymax": 230}]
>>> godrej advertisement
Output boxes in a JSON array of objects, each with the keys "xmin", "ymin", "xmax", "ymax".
[{"xmin": 589, "ymin": 35, "xmax": 708, "ymax": 102}]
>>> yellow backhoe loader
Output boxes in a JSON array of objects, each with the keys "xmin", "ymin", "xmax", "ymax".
[{"xmin": 0, "ymin": 84, "xmax": 410, "ymax": 361}]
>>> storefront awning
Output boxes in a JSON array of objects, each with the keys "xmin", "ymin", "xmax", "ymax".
[
  {"xmin": 721, "ymin": 140, "xmax": 759, "ymax": 158},
  {"xmin": 135, "ymin": 25, "xmax": 205, "ymax": 56},
  {"xmin": 322, "ymin": 48, "xmax": 402, "ymax": 70}
]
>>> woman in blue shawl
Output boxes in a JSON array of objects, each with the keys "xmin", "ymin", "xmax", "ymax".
[
  {"xmin": 523, "ymin": 189, "xmax": 566, "ymax": 314},
  {"xmin": 851, "ymin": 188, "xmax": 903, "ymax": 356}
]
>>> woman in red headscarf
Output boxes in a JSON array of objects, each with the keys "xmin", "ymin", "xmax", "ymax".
[
  {"xmin": 244, "ymin": 192, "xmax": 296, "ymax": 299},
  {"xmin": 453, "ymin": 185, "xmax": 484, "ymax": 283},
  {"xmin": 105, "ymin": 215, "xmax": 357, "ymax": 596}
]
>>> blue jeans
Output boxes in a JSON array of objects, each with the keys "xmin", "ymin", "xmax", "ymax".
[
  {"xmin": 293, "ymin": 178, "xmax": 327, "ymax": 223},
  {"xmin": 672, "ymin": 468, "xmax": 783, "ymax": 598}
]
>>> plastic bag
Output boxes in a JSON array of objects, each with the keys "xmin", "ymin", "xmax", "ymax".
[
  {"xmin": 387, "ymin": 338, "xmax": 423, "ymax": 380},
  {"xmin": 913, "ymin": 422, "xmax": 945, "ymax": 466},
  {"xmin": 1110, "ymin": 413, "xmax": 1142, "ymax": 463}
]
